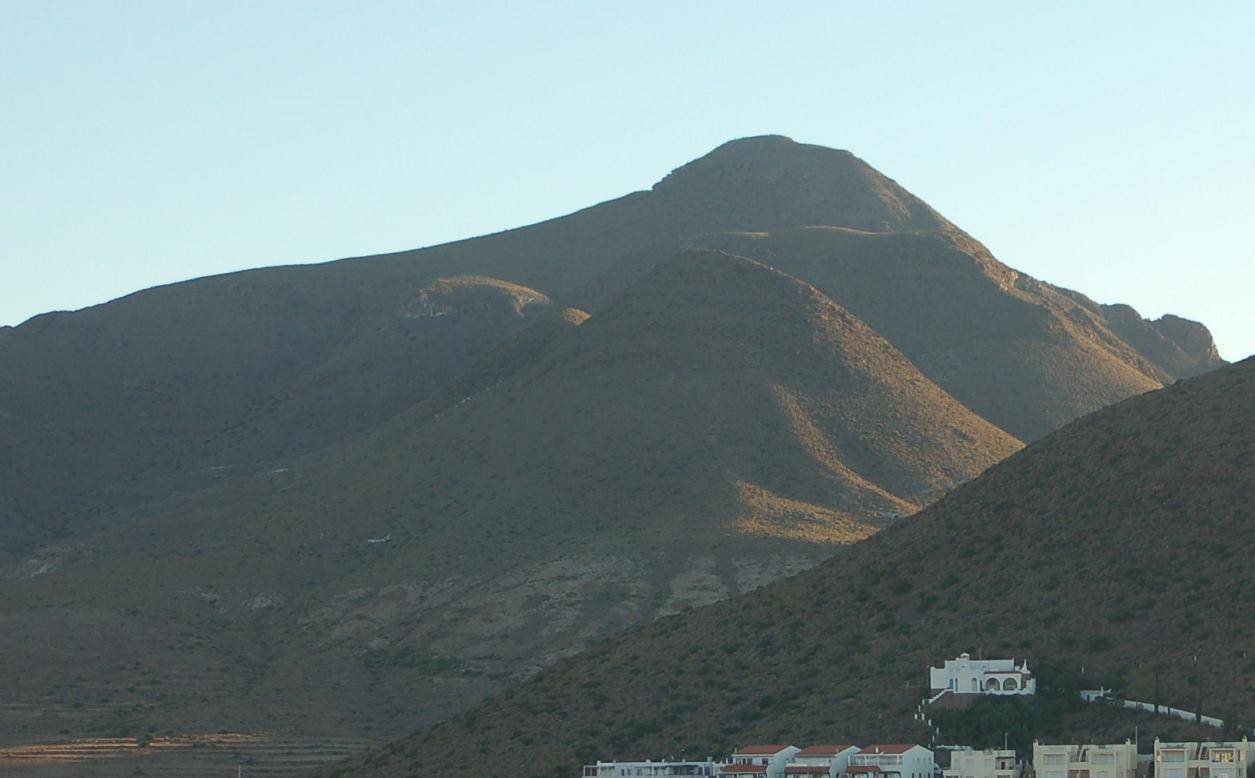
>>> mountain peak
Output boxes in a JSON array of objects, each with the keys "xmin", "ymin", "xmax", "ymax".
[
  {"xmin": 650, "ymin": 136, "xmax": 952, "ymax": 235},
  {"xmin": 705, "ymin": 134, "xmax": 811, "ymax": 152}
]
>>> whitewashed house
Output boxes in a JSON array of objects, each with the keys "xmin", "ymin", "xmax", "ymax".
[
  {"xmin": 1154, "ymin": 739, "xmax": 1254, "ymax": 778},
  {"xmin": 848, "ymin": 744, "xmax": 934, "ymax": 778},
  {"xmin": 584, "ymin": 760, "xmax": 717, "ymax": 776},
  {"xmin": 930, "ymin": 653, "xmax": 1036, "ymax": 696},
  {"xmin": 785, "ymin": 745, "xmax": 861, "ymax": 777},
  {"xmin": 1032, "ymin": 742, "xmax": 1137, "ymax": 778},
  {"xmin": 719, "ymin": 746, "xmax": 802, "ymax": 778},
  {"xmin": 944, "ymin": 748, "xmax": 1020, "ymax": 778}
]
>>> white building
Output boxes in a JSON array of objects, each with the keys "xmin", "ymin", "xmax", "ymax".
[
  {"xmin": 719, "ymin": 746, "xmax": 802, "ymax": 778},
  {"xmin": 848, "ymin": 744, "xmax": 934, "ymax": 778},
  {"xmin": 930, "ymin": 654, "xmax": 1036, "ymax": 696},
  {"xmin": 944, "ymin": 748, "xmax": 1020, "ymax": 778},
  {"xmin": 1154, "ymin": 740, "xmax": 1254, "ymax": 778},
  {"xmin": 584, "ymin": 760, "xmax": 717, "ymax": 776},
  {"xmin": 785, "ymin": 745, "xmax": 862, "ymax": 777},
  {"xmin": 1033, "ymin": 742, "xmax": 1136, "ymax": 778}
]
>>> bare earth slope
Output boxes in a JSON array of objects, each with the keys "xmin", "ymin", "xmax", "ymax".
[
  {"xmin": 342, "ymin": 356, "xmax": 1255, "ymax": 778},
  {"xmin": 0, "ymin": 251, "xmax": 1020, "ymax": 745}
]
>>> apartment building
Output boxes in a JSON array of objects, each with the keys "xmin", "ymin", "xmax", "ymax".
[
  {"xmin": 786, "ymin": 745, "xmax": 862, "ymax": 777},
  {"xmin": 717, "ymin": 745, "xmax": 803, "ymax": 778},
  {"xmin": 583, "ymin": 760, "xmax": 717, "ymax": 776},
  {"xmin": 848, "ymin": 744, "xmax": 935, "ymax": 778},
  {"xmin": 945, "ymin": 748, "xmax": 1021, "ymax": 778},
  {"xmin": 1154, "ymin": 739, "xmax": 1253, "ymax": 778},
  {"xmin": 1033, "ymin": 742, "xmax": 1137, "ymax": 778}
]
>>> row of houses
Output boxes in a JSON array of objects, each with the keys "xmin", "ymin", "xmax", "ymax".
[
  {"xmin": 583, "ymin": 744, "xmax": 932, "ymax": 778},
  {"xmin": 584, "ymin": 740, "xmax": 1254, "ymax": 778}
]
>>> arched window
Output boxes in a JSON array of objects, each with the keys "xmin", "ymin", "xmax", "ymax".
[
  {"xmin": 1004, "ymin": 677, "xmax": 1019, "ymax": 691},
  {"xmin": 985, "ymin": 677, "xmax": 1002, "ymax": 691}
]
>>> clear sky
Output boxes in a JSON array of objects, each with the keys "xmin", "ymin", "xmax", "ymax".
[{"xmin": 3, "ymin": 2, "xmax": 1252, "ymax": 359}]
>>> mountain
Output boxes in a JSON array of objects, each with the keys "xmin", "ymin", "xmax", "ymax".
[
  {"xmin": 695, "ymin": 227, "xmax": 1198, "ymax": 440},
  {"xmin": 0, "ymin": 137, "xmax": 1228, "ymax": 762},
  {"xmin": 0, "ymin": 271, "xmax": 555, "ymax": 553},
  {"xmin": 337, "ymin": 356, "xmax": 1255, "ymax": 778},
  {"xmin": 0, "ymin": 136, "xmax": 1221, "ymax": 556},
  {"xmin": 0, "ymin": 250, "xmax": 1020, "ymax": 744}
]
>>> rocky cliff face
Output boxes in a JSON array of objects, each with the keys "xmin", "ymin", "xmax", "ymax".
[{"xmin": 1153, "ymin": 313, "xmax": 1224, "ymax": 369}]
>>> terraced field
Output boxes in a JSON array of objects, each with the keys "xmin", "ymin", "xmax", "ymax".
[{"xmin": 0, "ymin": 733, "xmax": 379, "ymax": 776}]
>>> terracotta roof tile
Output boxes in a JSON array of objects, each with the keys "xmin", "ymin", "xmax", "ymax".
[{"xmin": 797, "ymin": 745, "xmax": 856, "ymax": 757}]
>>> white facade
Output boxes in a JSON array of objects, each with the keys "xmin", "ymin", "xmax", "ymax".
[
  {"xmin": 787, "ymin": 745, "xmax": 862, "ymax": 777},
  {"xmin": 930, "ymin": 654, "xmax": 1036, "ymax": 696},
  {"xmin": 585, "ymin": 761, "xmax": 717, "ymax": 776},
  {"xmin": 1033, "ymin": 742, "xmax": 1137, "ymax": 778},
  {"xmin": 849, "ymin": 745, "xmax": 934, "ymax": 778},
  {"xmin": 1155, "ymin": 740, "xmax": 1254, "ymax": 778},
  {"xmin": 719, "ymin": 746, "xmax": 803, "ymax": 778},
  {"xmin": 944, "ymin": 749, "xmax": 1020, "ymax": 778}
]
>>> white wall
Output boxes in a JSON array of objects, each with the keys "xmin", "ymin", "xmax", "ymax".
[{"xmin": 930, "ymin": 655, "xmax": 1034, "ymax": 695}]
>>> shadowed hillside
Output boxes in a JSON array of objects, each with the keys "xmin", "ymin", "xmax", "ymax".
[
  {"xmin": 0, "ymin": 272, "xmax": 555, "ymax": 553},
  {"xmin": 337, "ymin": 357, "xmax": 1255, "ymax": 777},
  {"xmin": 0, "ymin": 251, "xmax": 1019, "ymax": 745}
]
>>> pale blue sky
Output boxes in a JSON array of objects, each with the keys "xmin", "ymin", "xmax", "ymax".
[{"xmin": 3, "ymin": 2, "xmax": 1252, "ymax": 359}]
